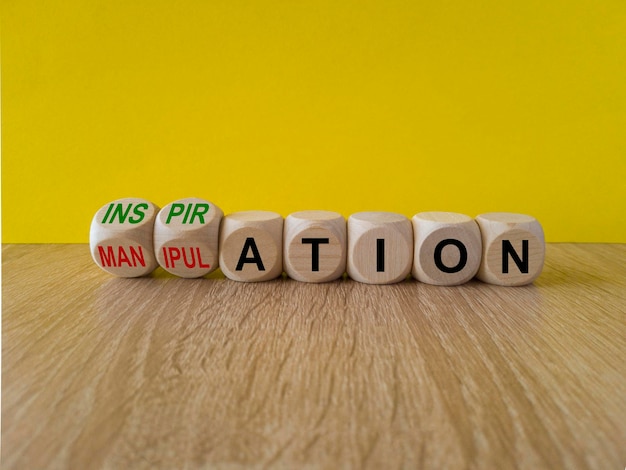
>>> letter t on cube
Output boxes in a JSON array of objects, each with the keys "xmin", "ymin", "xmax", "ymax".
[{"xmin": 283, "ymin": 210, "xmax": 346, "ymax": 282}]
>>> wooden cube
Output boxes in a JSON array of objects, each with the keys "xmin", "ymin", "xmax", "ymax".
[
  {"xmin": 219, "ymin": 211, "xmax": 283, "ymax": 282},
  {"xmin": 475, "ymin": 212, "xmax": 545, "ymax": 286},
  {"xmin": 89, "ymin": 197, "xmax": 159, "ymax": 277},
  {"xmin": 412, "ymin": 212, "xmax": 481, "ymax": 286},
  {"xmin": 347, "ymin": 212, "xmax": 413, "ymax": 284},
  {"xmin": 153, "ymin": 197, "xmax": 223, "ymax": 278},
  {"xmin": 283, "ymin": 210, "xmax": 346, "ymax": 283}
]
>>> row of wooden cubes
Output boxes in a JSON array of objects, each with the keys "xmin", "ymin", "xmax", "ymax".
[{"xmin": 90, "ymin": 197, "xmax": 545, "ymax": 286}]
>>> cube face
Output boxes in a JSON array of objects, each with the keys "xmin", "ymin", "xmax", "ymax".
[
  {"xmin": 89, "ymin": 198, "xmax": 159, "ymax": 277},
  {"xmin": 154, "ymin": 197, "xmax": 223, "ymax": 278},
  {"xmin": 475, "ymin": 213, "xmax": 545, "ymax": 286},
  {"xmin": 219, "ymin": 211, "xmax": 283, "ymax": 282},
  {"xmin": 412, "ymin": 212, "xmax": 482, "ymax": 286},
  {"xmin": 347, "ymin": 212, "xmax": 413, "ymax": 284},
  {"xmin": 283, "ymin": 211, "xmax": 346, "ymax": 283}
]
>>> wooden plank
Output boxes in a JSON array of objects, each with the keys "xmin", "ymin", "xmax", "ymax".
[{"xmin": 2, "ymin": 244, "xmax": 625, "ymax": 469}]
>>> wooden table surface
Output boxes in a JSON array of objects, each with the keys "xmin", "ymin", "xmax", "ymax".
[{"xmin": 2, "ymin": 244, "xmax": 625, "ymax": 469}]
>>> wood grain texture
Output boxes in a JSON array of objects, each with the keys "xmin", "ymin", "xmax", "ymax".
[{"xmin": 3, "ymin": 244, "xmax": 626, "ymax": 469}]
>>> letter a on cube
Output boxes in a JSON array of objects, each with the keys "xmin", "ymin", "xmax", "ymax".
[{"xmin": 219, "ymin": 211, "xmax": 284, "ymax": 282}]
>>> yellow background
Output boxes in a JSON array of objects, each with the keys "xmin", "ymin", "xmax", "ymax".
[{"xmin": 3, "ymin": 0, "xmax": 625, "ymax": 243}]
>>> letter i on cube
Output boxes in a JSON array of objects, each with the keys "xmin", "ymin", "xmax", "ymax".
[
  {"xmin": 347, "ymin": 212, "xmax": 413, "ymax": 284},
  {"xmin": 153, "ymin": 198, "xmax": 223, "ymax": 278}
]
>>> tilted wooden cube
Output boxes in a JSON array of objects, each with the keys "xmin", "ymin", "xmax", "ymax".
[
  {"xmin": 347, "ymin": 212, "xmax": 413, "ymax": 284},
  {"xmin": 153, "ymin": 197, "xmax": 223, "ymax": 278},
  {"xmin": 89, "ymin": 197, "xmax": 159, "ymax": 277},
  {"xmin": 219, "ymin": 211, "xmax": 283, "ymax": 282},
  {"xmin": 475, "ymin": 212, "xmax": 545, "ymax": 286},
  {"xmin": 283, "ymin": 210, "xmax": 346, "ymax": 283},
  {"xmin": 412, "ymin": 212, "xmax": 482, "ymax": 286}
]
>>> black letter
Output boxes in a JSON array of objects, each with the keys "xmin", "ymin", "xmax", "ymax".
[
  {"xmin": 434, "ymin": 239, "xmax": 468, "ymax": 273},
  {"xmin": 376, "ymin": 239, "xmax": 385, "ymax": 272},
  {"xmin": 502, "ymin": 240, "xmax": 528, "ymax": 273},
  {"xmin": 302, "ymin": 238, "xmax": 329, "ymax": 271},
  {"xmin": 236, "ymin": 237, "xmax": 265, "ymax": 271}
]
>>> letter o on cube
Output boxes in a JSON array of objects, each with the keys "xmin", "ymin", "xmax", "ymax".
[
  {"xmin": 347, "ymin": 212, "xmax": 413, "ymax": 284},
  {"xmin": 412, "ymin": 212, "xmax": 482, "ymax": 286}
]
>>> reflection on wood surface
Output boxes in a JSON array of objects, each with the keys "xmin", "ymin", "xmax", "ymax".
[{"xmin": 3, "ymin": 244, "xmax": 625, "ymax": 469}]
